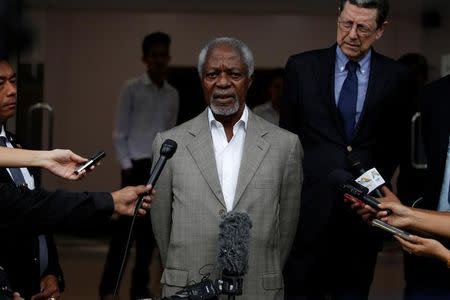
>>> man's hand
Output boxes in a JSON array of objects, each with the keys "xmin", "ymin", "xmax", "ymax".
[
  {"xmin": 344, "ymin": 193, "xmax": 378, "ymax": 224},
  {"xmin": 111, "ymin": 185, "xmax": 154, "ymax": 216},
  {"xmin": 13, "ymin": 292, "xmax": 24, "ymax": 300},
  {"xmin": 31, "ymin": 274, "xmax": 60, "ymax": 300},
  {"xmin": 394, "ymin": 235, "xmax": 450, "ymax": 263},
  {"xmin": 41, "ymin": 149, "xmax": 89, "ymax": 180}
]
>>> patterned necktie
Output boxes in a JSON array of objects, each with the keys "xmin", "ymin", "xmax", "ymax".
[
  {"xmin": 338, "ymin": 60, "xmax": 359, "ymax": 142},
  {"xmin": 0, "ymin": 136, "xmax": 27, "ymax": 186}
]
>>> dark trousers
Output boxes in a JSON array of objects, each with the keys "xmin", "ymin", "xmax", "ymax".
[
  {"xmin": 284, "ymin": 238, "xmax": 379, "ymax": 300},
  {"xmin": 99, "ymin": 158, "xmax": 156, "ymax": 299}
]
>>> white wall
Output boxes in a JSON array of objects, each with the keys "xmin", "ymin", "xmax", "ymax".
[{"xmin": 24, "ymin": 10, "xmax": 425, "ymax": 191}]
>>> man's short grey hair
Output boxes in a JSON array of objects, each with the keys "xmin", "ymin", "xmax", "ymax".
[
  {"xmin": 338, "ymin": 0, "xmax": 390, "ymax": 27},
  {"xmin": 197, "ymin": 37, "xmax": 254, "ymax": 78}
]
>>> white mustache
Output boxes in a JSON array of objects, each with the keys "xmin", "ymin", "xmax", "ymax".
[{"xmin": 212, "ymin": 90, "xmax": 236, "ymax": 98}]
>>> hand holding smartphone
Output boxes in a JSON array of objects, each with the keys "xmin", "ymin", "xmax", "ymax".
[
  {"xmin": 372, "ymin": 219, "xmax": 411, "ymax": 240},
  {"xmin": 74, "ymin": 151, "xmax": 106, "ymax": 175}
]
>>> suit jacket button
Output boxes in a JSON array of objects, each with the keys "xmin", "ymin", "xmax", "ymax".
[
  {"xmin": 347, "ymin": 145, "xmax": 353, "ymax": 152},
  {"xmin": 219, "ymin": 209, "xmax": 226, "ymax": 216}
]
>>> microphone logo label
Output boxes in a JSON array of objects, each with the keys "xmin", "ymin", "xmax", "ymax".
[{"xmin": 355, "ymin": 168, "xmax": 385, "ymax": 193}]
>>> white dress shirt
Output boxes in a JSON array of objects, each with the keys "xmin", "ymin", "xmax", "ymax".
[
  {"xmin": 208, "ymin": 106, "xmax": 248, "ymax": 211},
  {"xmin": 252, "ymin": 101, "xmax": 279, "ymax": 125},
  {"xmin": 113, "ymin": 73, "xmax": 179, "ymax": 169}
]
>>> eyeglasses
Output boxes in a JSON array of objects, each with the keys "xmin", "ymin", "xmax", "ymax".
[{"xmin": 338, "ymin": 20, "xmax": 377, "ymax": 37}]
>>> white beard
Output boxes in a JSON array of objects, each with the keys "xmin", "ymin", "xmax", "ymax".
[{"xmin": 209, "ymin": 96, "xmax": 240, "ymax": 116}]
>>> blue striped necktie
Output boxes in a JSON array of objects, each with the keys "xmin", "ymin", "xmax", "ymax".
[{"xmin": 338, "ymin": 60, "xmax": 359, "ymax": 142}]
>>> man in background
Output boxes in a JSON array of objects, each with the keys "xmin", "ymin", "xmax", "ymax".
[
  {"xmin": 101, "ymin": 31, "xmax": 179, "ymax": 300},
  {"xmin": 252, "ymin": 68, "xmax": 284, "ymax": 125},
  {"xmin": 0, "ymin": 58, "xmax": 64, "ymax": 300},
  {"xmin": 280, "ymin": 0, "xmax": 413, "ymax": 298}
]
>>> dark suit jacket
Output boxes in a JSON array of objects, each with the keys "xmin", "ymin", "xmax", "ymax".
[
  {"xmin": 403, "ymin": 75, "xmax": 450, "ymax": 288},
  {"xmin": 280, "ymin": 44, "xmax": 413, "ymax": 252},
  {"xmin": 0, "ymin": 131, "xmax": 65, "ymax": 298}
]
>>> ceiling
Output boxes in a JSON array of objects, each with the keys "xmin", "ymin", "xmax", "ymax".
[{"xmin": 24, "ymin": 0, "xmax": 450, "ymax": 17}]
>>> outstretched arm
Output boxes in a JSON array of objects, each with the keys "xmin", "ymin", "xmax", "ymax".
[{"xmin": 0, "ymin": 147, "xmax": 89, "ymax": 180}]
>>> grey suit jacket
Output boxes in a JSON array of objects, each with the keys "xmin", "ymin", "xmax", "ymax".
[{"xmin": 151, "ymin": 109, "xmax": 303, "ymax": 300}]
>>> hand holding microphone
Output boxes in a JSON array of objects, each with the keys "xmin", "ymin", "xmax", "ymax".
[{"xmin": 134, "ymin": 139, "xmax": 177, "ymax": 213}]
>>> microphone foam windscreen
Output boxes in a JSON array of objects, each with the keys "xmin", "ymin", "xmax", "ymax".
[{"xmin": 217, "ymin": 211, "xmax": 252, "ymax": 276}]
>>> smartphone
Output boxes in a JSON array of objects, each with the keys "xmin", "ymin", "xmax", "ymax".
[
  {"xmin": 372, "ymin": 219, "xmax": 411, "ymax": 240},
  {"xmin": 74, "ymin": 151, "xmax": 106, "ymax": 175}
]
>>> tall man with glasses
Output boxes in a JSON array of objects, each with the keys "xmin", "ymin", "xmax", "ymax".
[{"xmin": 280, "ymin": 0, "xmax": 414, "ymax": 299}]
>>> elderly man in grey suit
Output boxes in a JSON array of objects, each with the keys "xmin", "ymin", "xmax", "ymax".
[{"xmin": 151, "ymin": 37, "xmax": 303, "ymax": 299}]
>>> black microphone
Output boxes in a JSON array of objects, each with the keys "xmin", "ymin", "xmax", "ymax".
[
  {"xmin": 328, "ymin": 169, "xmax": 383, "ymax": 211},
  {"xmin": 135, "ymin": 139, "xmax": 177, "ymax": 211},
  {"xmin": 217, "ymin": 211, "xmax": 252, "ymax": 298},
  {"xmin": 347, "ymin": 155, "xmax": 384, "ymax": 198}
]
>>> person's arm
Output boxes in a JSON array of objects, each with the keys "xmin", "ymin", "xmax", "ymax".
[
  {"xmin": 112, "ymin": 83, "xmax": 133, "ymax": 170},
  {"xmin": 379, "ymin": 199, "xmax": 450, "ymax": 240},
  {"xmin": 150, "ymin": 133, "xmax": 173, "ymax": 266},
  {"xmin": 279, "ymin": 136, "xmax": 303, "ymax": 266},
  {"xmin": 0, "ymin": 147, "xmax": 88, "ymax": 180},
  {"xmin": 394, "ymin": 235, "xmax": 450, "ymax": 265},
  {"xmin": 0, "ymin": 183, "xmax": 152, "ymax": 232}
]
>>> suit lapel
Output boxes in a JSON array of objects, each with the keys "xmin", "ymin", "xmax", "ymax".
[
  {"xmin": 233, "ymin": 112, "xmax": 270, "ymax": 209},
  {"xmin": 186, "ymin": 110, "xmax": 227, "ymax": 209}
]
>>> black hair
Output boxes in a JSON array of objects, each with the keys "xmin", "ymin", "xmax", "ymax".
[{"xmin": 142, "ymin": 32, "xmax": 171, "ymax": 57}]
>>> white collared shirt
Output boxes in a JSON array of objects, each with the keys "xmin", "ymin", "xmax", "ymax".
[
  {"xmin": 208, "ymin": 106, "xmax": 248, "ymax": 211},
  {"xmin": 0, "ymin": 126, "xmax": 35, "ymax": 189},
  {"xmin": 113, "ymin": 73, "xmax": 179, "ymax": 169}
]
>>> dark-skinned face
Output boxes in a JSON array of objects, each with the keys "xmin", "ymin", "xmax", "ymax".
[
  {"xmin": 201, "ymin": 44, "xmax": 252, "ymax": 120},
  {"xmin": 0, "ymin": 61, "xmax": 17, "ymax": 122}
]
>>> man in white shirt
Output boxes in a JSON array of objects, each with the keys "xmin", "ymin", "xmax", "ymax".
[
  {"xmin": 151, "ymin": 37, "xmax": 302, "ymax": 300},
  {"xmin": 101, "ymin": 32, "xmax": 179, "ymax": 300},
  {"xmin": 252, "ymin": 68, "xmax": 284, "ymax": 125}
]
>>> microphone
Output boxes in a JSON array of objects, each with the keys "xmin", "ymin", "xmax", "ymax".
[
  {"xmin": 217, "ymin": 211, "xmax": 252, "ymax": 297},
  {"xmin": 347, "ymin": 155, "xmax": 384, "ymax": 198},
  {"xmin": 328, "ymin": 169, "xmax": 382, "ymax": 211},
  {"xmin": 135, "ymin": 139, "xmax": 177, "ymax": 211}
]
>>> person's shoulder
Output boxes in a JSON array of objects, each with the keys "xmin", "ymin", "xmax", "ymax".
[
  {"xmin": 372, "ymin": 50, "xmax": 412, "ymax": 80},
  {"xmin": 252, "ymin": 102, "xmax": 270, "ymax": 113},
  {"xmin": 253, "ymin": 113, "xmax": 298, "ymax": 142},
  {"xmin": 158, "ymin": 111, "xmax": 206, "ymax": 138},
  {"xmin": 426, "ymin": 75, "xmax": 450, "ymax": 91},
  {"xmin": 287, "ymin": 46, "xmax": 333, "ymax": 63},
  {"xmin": 423, "ymin": 75, "xmax": 450, "ymax": 101},
  {"xmin": 372, "ymin": 51, "xmax": 405, "ymax": 70},
  {"xmin": 122, "ymin": 74, "xmax": 146, "ymax": 89},
  {"xmin": 165, "ymin": 82, "xmax": 179, "ymax": 97}
]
